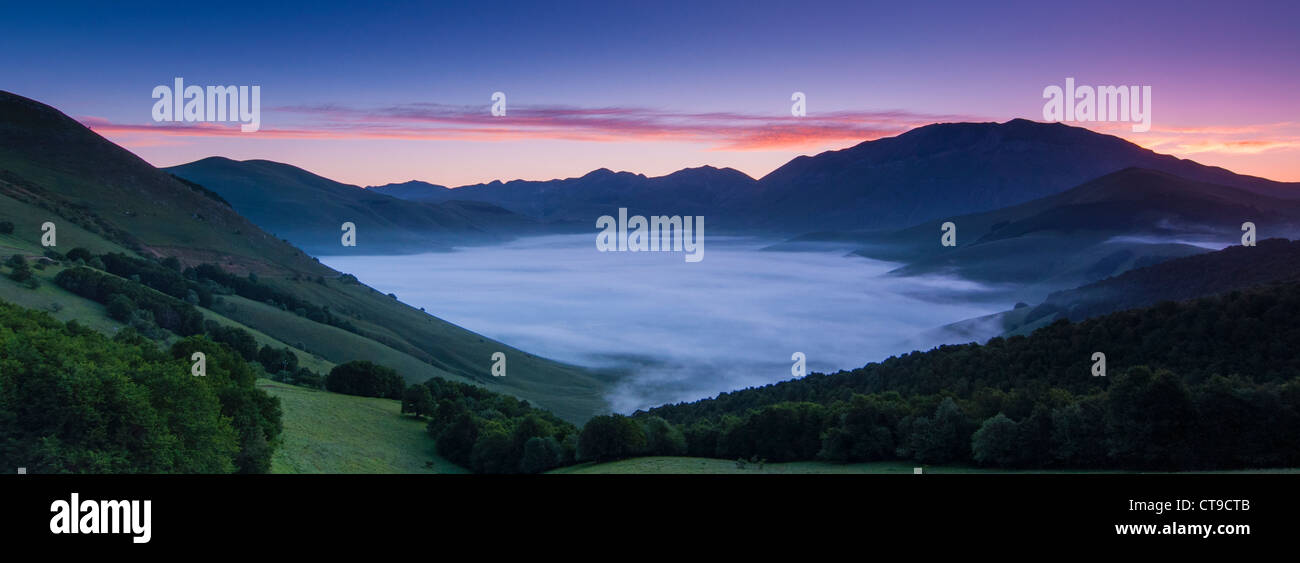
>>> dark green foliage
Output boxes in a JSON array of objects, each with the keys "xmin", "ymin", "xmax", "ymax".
[
  {"xmin": 169, "ymin": 336, "xmax": 283, "ymax": 474},
  {"xmin": 519, "ymin": 436, "xmax": 565, "ymax": 474},
  {"xmin": 577, "ymin": 414, "xmax": 646, "ymax": 462},
  {"xmin": 55, "ymin": 267, "xmax": 204, "ymax": 335},
  {"xmin": 257, "ymin": 344, "xmax": 299, "ymax": 374},
  {"xmin": 106, "ymin": 294, "xmax": 135, "ymax": 322},
  {"xmin": 64, "ymin": 247, "xmax": 93, "ymax": 263},
  {"xmin": 640, "ymin": 415, "xmax": 686, "ymax": 457},
  {"xmin": 191, "ymin": 263, "xmax": 358, "ymax": 334},
  {"xmin": 100, "ymin": 253, "xmax": 212, "ymax": 307},
  {"xmin": 324, "ymin": 360, "xmax": 404, "ymax": 399},
  {"xmin": 971, "ymin": 413, "xmax": 1020, "ymax": 467},
  {"xmin": 5, "ymin": 254, "xmax": 32, "ymax": 284},
  {"xmin": 422, "ymin": 377, "xmax": 576, "ymax": 473},
  {"xmin": 0, "ymin": 221, "xmax": 13, "ymax": 234},
  {"xmin": 630, "ymin": 281, "xmax": 1300, "ymax": 470},
  {"xmin": 0, "ymin": 300, "xmax": 279, "ymax": 473},
  {"xmin": 203, "ymin": 320, "xmax": 259, "ymax": 361},
  {"xmin": 400, "ymin": 384, "xmax": 434, "ymax": 417}
]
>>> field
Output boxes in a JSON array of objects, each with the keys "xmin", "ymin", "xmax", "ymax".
[
  {"xmin": 260, "ymin": 380, "xmax": 467, "ymax": 474},
  {"xmin": 551, "ymin": 457, "xmax": 1300, "ymax": 475}
]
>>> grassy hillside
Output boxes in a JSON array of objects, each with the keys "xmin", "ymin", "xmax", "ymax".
[
  {"xmin": 259, "ymin": 380, "xmax": 466, "ymax": 474},
  {"xmin": 166, "ymin": 157, "xmax": 541, "ymax": 255},
  {"xmin": 0, "ymin": 91, "xmax": 611, "ymax": 424},
  {"xmin": 551, "ymin": 457, "xmax": 1299, "ymax": 474}
]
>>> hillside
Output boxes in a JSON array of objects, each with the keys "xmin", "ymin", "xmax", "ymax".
[
  {"xmin": 0, "ymin": 91, "xmax": 611, "ymax": 423},
  {"xmin": 751, "ymin": 118, "xmax": 1300, "ymax": 233},
  {"xmin": 259, "ymin": 380, "xmax": 467, "ymax": 474},
  {"xmin": 166, "ymin": 157, "xmax": 539, "ymax": 255},
  {"xmin": 834, "ymin": 168, "xmax": 1300, "ymax": 300}
]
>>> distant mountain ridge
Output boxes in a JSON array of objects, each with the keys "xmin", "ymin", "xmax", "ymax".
[
  {"xmin": 166, "ymin": 157, "xmax": 540, "ymax": 255},
  {"xmin": 360, "ymin": 119, "xmax": 1297, "ymax": 236},
  {"xmin": 829, "ymin": 167, "xmax": 1300, "ymax": 303},
  {"xmin": 368, "ymin": 165, "xmax": 757, "ymax": 226}
]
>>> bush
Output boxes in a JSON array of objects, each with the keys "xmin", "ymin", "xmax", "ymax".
[
  {"xmin": 106, "ymin": 294, "xmax": 136, "ymax": 322},
  {"xmin": 324, "ymin": 360, "xmax": 404, "ymax": 399},
  {"xmin": 0, "ymin": 221, "xmax": 14, "ymax": 234},
  {"xmin": 577, "ymin": 414, "xmax": 646, "ymax": 462}
]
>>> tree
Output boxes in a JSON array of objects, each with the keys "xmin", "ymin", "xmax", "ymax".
[
  {"xmin": 577, "ymin": 414, "xmax": 646, "ymax": 462},
  {"xmin": 520, "ymin": 436, "xmax": 564, "ymax": 474},
  {"xmin": 436, "ymin": 413, "xmax": 479, "ymax": 466},
  {"xmin": 1051, "ymin": 396, "xmax": 1107, "ymax": 467},
  {"xmin": 469, "ymin": 425, "xmax": 514, "ymax": 474},
  {"xmin": 640, "ymin": 416, "xmax": 686, "ymax": 456},
  {"xmin": 0, "ymin": 221, "xmax": 14, "ymax": 234},
  {"xmin": 401, "ymin": 384, "xmax": 434, "ymax": 418},
  {"xmin": 909, "ymin": 397, "xmax": 973, "ymax": 464},
  {"xmin": 106, "ymin": 294, "xmax": 136, "ymax": 322},
  {"xmin": 971, "ymin": 413, "xmax": 1020, "ymax": 467},
  {"xmin": 1105, "ymin": 366, "xmax": 1193, "ymax": 469},
  {"xmin": 325, "ymin": 360, "xmax": 404, "ymax": 399}
]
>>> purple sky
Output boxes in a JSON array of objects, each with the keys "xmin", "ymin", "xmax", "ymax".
[{"xmin": 3, "ymin": 0, "xmax": 1297, "ymax": 185}]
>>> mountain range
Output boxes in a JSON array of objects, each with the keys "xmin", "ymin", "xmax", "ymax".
[
  {"xmin": 165, "ymin": 157, "xmax": 540, "ymax": 255},
  {"xmin": 350, "ymin": 118, "xmax": 1300, "ymax": 236}
]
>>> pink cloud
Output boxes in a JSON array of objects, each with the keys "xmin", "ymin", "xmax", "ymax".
[{"xmin": 80, "ymin": 104, "xmax": 981, "ymax": 151}]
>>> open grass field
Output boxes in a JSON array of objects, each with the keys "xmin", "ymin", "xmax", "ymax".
[
  {"xmin": 259, "ymin": 380, "xmax": 467, "ymax": 474},
  {"xmin": 549, "ymin": 456, "xmax": 1300, "ymax": 475}
]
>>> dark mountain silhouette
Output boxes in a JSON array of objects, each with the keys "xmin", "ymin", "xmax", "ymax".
[
  {"xmin": 166, "ymin": 157, "xmax": 539, "ymax": 254},
  {"xmin": 370, "ymin": 165, "xmax": 757, "ymax": 226},
  {"xmin": 0, "ymin": 91, "xmax": 327, "ymax": 275},
  {"xmin": 864, "ymin": 168, "xmax": 1300, "ymax": 293},
  {"xmin": 749, "ymin": 118, "xmax": 1299, "ymax": 233},
  {"xmin": 365, "ymin": 119, "xmax": 1298, "ymax": 236}
]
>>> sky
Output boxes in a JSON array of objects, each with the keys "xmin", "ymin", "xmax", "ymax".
[{"xmin": 2, "ymin": 0, "xmax": 1297, "ymax": 186}]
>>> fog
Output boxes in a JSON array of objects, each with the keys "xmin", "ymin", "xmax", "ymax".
[{"xmin": 321, "ymin": 235, "xmax": 1004, "ymax": 413}]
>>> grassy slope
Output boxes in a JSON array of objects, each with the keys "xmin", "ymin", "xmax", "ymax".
[
  {"xmin": 259, "ymin": 380, "xmax": 466, "ymax": 474},
  {"xmin": 551, "ymin": 457, "xmax": 1300, "ymax": 475},
  {"xmin": 0, "ymin": 92, "xmax": 611, "ymax": 423}
]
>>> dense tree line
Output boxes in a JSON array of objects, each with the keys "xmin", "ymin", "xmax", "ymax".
[
  {"xmin": 325, "ymin": 360, "xmax": 405, "ymax": 399},
  {"xmin": 55, "ymin": 266, "xmax": 205, "ymax": 336},
  {"xmin": 65, "ymin": 249, "xmax": 360, "ymax": 335},
  {"xmin": 620, "ymin": 282, "xmax": 1300, "ymax": 470},
  {"xmin": 418, "ymin": 377, "xmax": 581, "ymax": 473},
  {"xmin": 190, "ymin": 263, "xmax": 359, "ymax": 334},
  {"xmin": 0, "ymin": 300, "xmax": 281, "ymax": 473}
]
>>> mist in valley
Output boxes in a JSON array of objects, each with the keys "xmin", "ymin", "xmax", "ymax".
[{"xmin": 321, "ymin": 235, "xmax": 1006, "ymax": 413}]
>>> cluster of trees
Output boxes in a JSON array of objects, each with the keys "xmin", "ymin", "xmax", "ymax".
[
  {"xmin": 5, "ymin": 254, "xmax": 38, "ymax": 288},
  {"xmin": 0, "ymin": 300, "xmax": 281, "ymax": 473},
  {"xmin": 622, "ymin": 282, "xmax": 1300, "ymax": 470},
  {"xmin": 55, "ymin": 253, "xmax": 326, "ymax": 385},
  {"xmin": 190, "ymin": 264, "xmax": 359, "ymax": 334},
  {"xmin": 325, "ymin": 361, "xmax": 405, "ymax": 399},
  {"xmin": 417, "ymin": 377, "xmax": 579, "ymax": 473},
  {"xmin": 204, "ymin": 320, "xmax": 322, "ymax": 388},
  {"xmin": 99, "ymin": 252, "xmax": 213, "ymax": 307},
  {"xmin": 55, "ymin": 266, "xmax": 205, "ymax": 336},
  {"xmin": 62, "ymin": 249, "xmax": 360, "ymax": 337}
]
